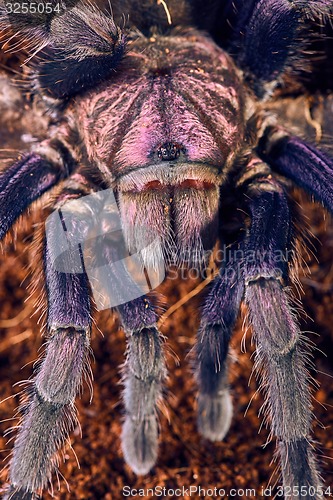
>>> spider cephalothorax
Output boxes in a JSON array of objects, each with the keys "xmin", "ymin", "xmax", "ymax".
[{"xmin": 0, "ymin": 0, "xmax": 333, "ymax": 499}]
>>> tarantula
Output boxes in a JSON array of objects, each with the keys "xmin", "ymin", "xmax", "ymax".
[{"xmin": 0, "ymin": 0, "xmax": 333, "ymax": 498}]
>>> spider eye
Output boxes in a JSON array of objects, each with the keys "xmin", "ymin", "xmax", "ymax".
[
  {"xmin": 34, "ymin": 2, "xmax": 125, "ymax": 99},
  {"xmin": 157, "ymin": 142, "xmax": 184, "ymax": 161}
]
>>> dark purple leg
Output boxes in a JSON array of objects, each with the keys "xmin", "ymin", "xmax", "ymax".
[
  {"xmin": 260, "ymin": 128, "xmax": 333, "ymax": 212},
  {"xmin": 117, "ymin": 297, "xmax": 166, "ymax": 475},
  {"xmin": 195, "ymin": 245, "xmax": 244, "ymax": 441},
  {"xmin": 219, "ymin": 0, "xmax": 332, "ymax": 97},
  {"xmin": 230, "ymin": 0, "xmax": 299, "ymax": 96},
  {"xmin": 0, "ymin": 142, "xmax": 75, "ymax": 240},
  {"xmin": 195, "ymin": 159, "xmax": 291, "ymax": 443},
  {"xmin": 243, "ymin": 174, "xmax": 321, "ymax": 497},
  {"xmin": 4, "ymin": 193, "xmax": 91, "ymax": 499}
]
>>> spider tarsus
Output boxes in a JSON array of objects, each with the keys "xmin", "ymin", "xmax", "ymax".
[
  {"xmin": 246, "ymin": 278, "xmax": 321, "ymax": 494},
  {"xmin": 197, "ymin": 390, "xmax": 233, "ymax": 442},
  {"xmin": 122, "ymin": 414, "xmax": 158, "ymax": 475}
]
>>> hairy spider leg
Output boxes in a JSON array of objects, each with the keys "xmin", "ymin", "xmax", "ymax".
[
  {"xmin": 230, "ymin": 0, "xmax": 299, "ymax": 95},
  {"xmin": 118, "ymin": 297, "xmax": 166, "ymax": 475},
  {"xmin": 84, "ymin": 223, "xmax": 166, "ymax": 474},
  {"xmin": 0, "ymin": 0, "xmax": 125, "ymax": 100},
  {"xmin": 195, "ymin": 244, "xmax": 244, "ymax": 441},
  {"xmin": 0, "ymin": 142, "xmax": 75, "ymax": 241},
  {"xmin": 4, "ymin": 207, "xmax": 92, "ymax": 499},
  {"xmin": 220, "ymin": 0, "xmax": 332, "ymax": 97},
  {"xmin": 243, "ymin": 174, "xmax": 321, "ymax": 497},
  {"xmin": 260, "ymin": 130, "xmax": 333, "ymax": 212}
]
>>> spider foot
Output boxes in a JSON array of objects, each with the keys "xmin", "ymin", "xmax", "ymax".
[
  {"xmin": 197, "ymin": 390, "xmax": 233, "ymax": 442},
  {"xmin": 122, "ymin": 414, "xmax": 158, "ymax": 475}
]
